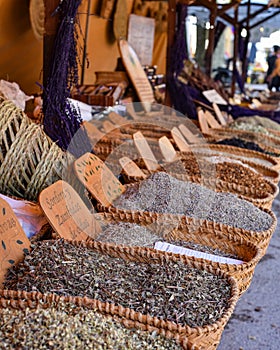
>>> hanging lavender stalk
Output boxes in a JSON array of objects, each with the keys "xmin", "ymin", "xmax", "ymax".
[
  {"xmin": 43, "ymin": 0, "xmax": 91, "ymax": 157},
  {"xmin": 168, "ymin": 4, "xmax": 197, "ymax": 119}
]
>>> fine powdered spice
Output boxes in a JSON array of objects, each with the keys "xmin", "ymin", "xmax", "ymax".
[
  {"xmin": 0, "ymin": 301, "xmax": 182, "ymax": 349},
  {"xmin": 113, "ymin": 172, "xmax": 273, "ymax": 232},
  {"xmin": 4, "ymin": 240, "xmax": 232, "ymax": 328}
]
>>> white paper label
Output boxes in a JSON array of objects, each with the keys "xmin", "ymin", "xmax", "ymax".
[
  {"xmin": 154, "ymin": 241, "xmax": 243, "ymax": 265},
  {"xmin": 202, "ymin": 89, "xmax": 227, "ymax": 105}
]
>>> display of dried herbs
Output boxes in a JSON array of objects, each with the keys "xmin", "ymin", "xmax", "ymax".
[
  {"xmin": 163, "ymin": 156, "xmax": 274, "ymax": 193},
  {"xmin": 95, "ymin": 221, "xmax": 239, "ymax": 260},
  {"xmin": 0, "ymin": 300, "xmax": 182, "ymax": 349},
  {"xmin": 113, "ymin": 172, "xmax": 273, "ymax": 232},
  {"xmin": 4, "ymin": 240, "xmax": 232, "ymax": 328},
  {"xmin": 215, "ymin": 137, "xmax": 280, "ymax": 157}
]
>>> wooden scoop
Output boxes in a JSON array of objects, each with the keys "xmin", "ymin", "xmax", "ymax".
[
  {"xmin": 74, "ymin": 153, "xmax": 125, "ymax": 207},
  {"xmin": 133, "ymin": 131, "xmax": 159, "ymax": 172},
  {"xmin": 108, "ymin": 111, "xmax": 128, "ymax": 126},
  {"xmin": 212, "ymin": 103, "xmax": 227, "ymax": 126},
  {"xmin": 178, "ymin": 124, "xmax": 201, "ymax": 144},
  {"xmin": 197, "ymin": 109, "xmax": 210, "ymax": 134},
  {"xmin": 204, "ymin": 110, "xmax": 222, "ymax": 129},
  {"xmin": 119, "ymin": 157, "xmax": 147, "ymax": 179},
  {"xmin": 39, "ymin": 180, "xmax": 101, "ymax": 241}
]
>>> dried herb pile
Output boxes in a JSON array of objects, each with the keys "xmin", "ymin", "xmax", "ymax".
[
  {"xmin": 4, "ymin": 240, "xmax": 232, "ymax": 328},
  {"xmin": 164, "ymin": 157, "xmax": 273, "ymax": 193},
  {"xmin": 96, "ymin": 221, "xmax": 239, "ymax": 259},
  {"xmin": 113, "ymin": 172, "xmax": 273, "ymax": 232},
  {"xmin": 216, "ymin": 137, "xmax": 279, "ymax": 157},
  {"xmin": 0, "ymin": 301, "xmax": 182, "ymax": 349}
]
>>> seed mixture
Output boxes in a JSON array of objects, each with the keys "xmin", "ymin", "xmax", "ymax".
[
  {"xmin": 113, "ymin": 172, "xmax": 273, "ymax": 232},
  {"xmin": 96, "ymin": 221, "xmax": 239, "ymax": 259},
  {"xmin": 0, "ymin": 301, "xmax": 182, "ymax": 349},
  {"xmin": 4, "ymin": 240, "xmax": 232, "ymax": 328}
]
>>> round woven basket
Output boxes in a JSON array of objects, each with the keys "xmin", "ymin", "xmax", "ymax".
[
  {"xmin": 0, "ymin": 237, "xmax": 239, "ymax": 350},
  {"xmin": 0, "ymin": 99, "xmax": 74, "ymax": 201}
]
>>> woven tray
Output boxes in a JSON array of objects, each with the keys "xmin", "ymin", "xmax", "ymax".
[
  {"xmin": 0, "ymin": 238, "xmax": 239, "ymax": 350},
  {"xmin": 0, "ymin": 99, "xmax": 74, "ymax": 201}
]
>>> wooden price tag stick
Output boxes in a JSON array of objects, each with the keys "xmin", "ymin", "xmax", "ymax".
[
  {"xmin": 126, "ymin": 103, "xmax": 139, "ymax": 120},
  {"xmin": 108, "ymin": 112, "xmax": 128, "ymax": 126},
  {"xmin": 204, "ymin": 110, "xmax": 222, "ymax": 129},
  {"xmin": 212, "ymin": 103, "xmax": 227, "ymax": 126},
  {"xmin": 159, "ymin": 136, "xmax": 178, "ymax": 163},
  {"xmin": 197, "ymin": 109, "xmax": 210, "ymax": 134},
  {"xmin": 171, "ymin": 127, "xmax": 191, "ymax": 152},
  {"xmin": 74, "ymin": 153, "xmax": 125, "ymax": 207},
  {"xmin": 178, "ymin": 124, "xmax": 201, "ymax": 144},
  {"xmin": 39, "ymin": 180, "xmax": 101, "ymax": 242},
  {"xmin": 0, "ymin": 198, "xmax": 30, "ymax": 287},
  {"xmin": 133, "ymin": 131, "xmax": 159, "ymax": 172},
  {"xmin": 119, "ymin": 157, "xmax": 147, "ymax": 179}
]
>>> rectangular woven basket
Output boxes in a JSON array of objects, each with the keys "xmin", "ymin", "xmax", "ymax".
[{"xmin": 1, "ymin": 238, "xmax": 239, "ymax": 350}]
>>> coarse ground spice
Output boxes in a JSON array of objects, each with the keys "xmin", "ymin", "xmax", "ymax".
[
  {"xmin": 163, "ymin": 157, "xmax": 274, "ymax": 193},
  {"xmin": 96, "ymin": 221, "xmax": 239, "ymax": 259},
  {"xmin": 4, "ymin": 240, "xmax": 232, "ymax": 328},
  {"xmin": 113, "ymin": 172, "xmax": 273, "ymax": 232},
  {"xmin": 0, "ymin": 301, "xmax": 182, "ymax": 349}
]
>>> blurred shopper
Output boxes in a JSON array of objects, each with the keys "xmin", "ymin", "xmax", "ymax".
[{"xmin": 266, "ymin": 45, "xmax": 280, "ymax": 91}]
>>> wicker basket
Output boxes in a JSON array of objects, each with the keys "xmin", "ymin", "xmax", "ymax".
[
  {"xmin": 0, "ymin": 238, "xmax": 239, "ymax": 350},
  {"xmin": 94, "ymin": 182, "xmax": 277, "ymax": 256},
  {"xmin": 91, "ymin": 212, "xmax": 262, "ymax": 296},
  {"xmin": 0, "ymin": 99, "xmax": 74, "ymax": 201},
  {"xmin": 205, "ymin": 127, "xmax": 280, "ymax": 170}
]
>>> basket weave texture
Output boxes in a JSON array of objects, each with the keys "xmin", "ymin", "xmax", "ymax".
[
  {"xmin": 0, "ymin": 99, "xmax": 73, "ymax": 201},
  {"xmin": 0, "ymin": 237, "xmax": 239, "ymax": 350}
]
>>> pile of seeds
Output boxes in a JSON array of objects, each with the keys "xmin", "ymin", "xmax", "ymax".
[
  {"xmin": 4, "ymin": 240, "xmax": 232, "ymax": 328},
  {"xmin": 163, "ymin": 157, "xmax": 273, "ymax": 193},
  {"xmin": 216, "ymin": 137, "xmax": 279, "ymax": 157},
  {"xmin": 95, "ymin": 221, "xmax": 239, "ymax": 259},
  {"xmin": 113, "ymin": 172, "xmax": 273, "ymax": 232},
  {"xmin": 0, "ymin": 301, "xmax": 182, "ymax": 349},
  {"xmin": 230, "ymin": 122, "xmax": 272, "ymax": 136}
]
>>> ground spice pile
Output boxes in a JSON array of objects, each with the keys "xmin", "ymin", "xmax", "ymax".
[
  {"xmin": 113, "ymin": 172, "xmax": 273, "ymax": 232},
  {"xmin": 4, "ymin": 240, "xmax": 232, "ymax": 328},
  {"xmin": 0, "ymin": 300, "xmax": 182, "ymax": 349}
]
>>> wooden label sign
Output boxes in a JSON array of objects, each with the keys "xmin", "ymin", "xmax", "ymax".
[
  {"xmin": 171, "ymin": 127, "xmax": 190, "ymax": 152},
  {"xmin": 0, "ymin": 197, "xmax": 30, "ymax": 287},
  {"xmin": 39, "ymin": 180, "xmax": 101, "ymax": 241},
  {"xmin": 204, "ymin": 110, "xmax": 221, "ymax": 129},
  {"xmin": 197, "ymin": 109, "xmax": 210, "ymax": 134},
  {"xmin": 119, "ymin": 157, "xmax": 147, "ymax": 178},
  {"xmin": 74, "ymin": 153, "xmax": 125, "ymax": 207},
  {"xmin": 178, "ymin": 124, "xmax": 201, "ymax": 144},
  {"xmin": 108, "ymin": 112, "xmax": 128, "ymax": 126},
  {"xmin": 159, "ymin": 136, "xmax": 177, "ymax": 163},
  {"xmin": 83, "ymin": 121, "xmax": 104, "ymax": 143},
  {"xmin": 119, "ymin": 39, "xmax": 154, "ymax": 112},
  {"xmin": 133, "ymin": 131, "xmax": 159, "ymax": 172},
  {"xmin": 102, "ymin": 120, "xmax": 116, "ymax": 133},
  {"xmin": 212, "ymin": 103, "xmax": 227, "ymax": 126}
]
